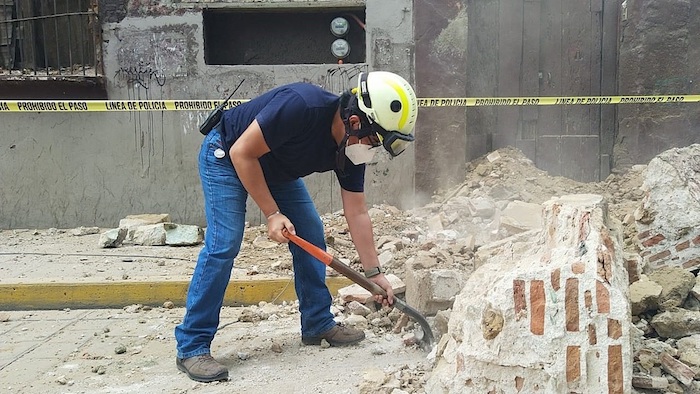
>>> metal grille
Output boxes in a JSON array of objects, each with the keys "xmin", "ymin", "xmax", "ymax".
[{"xmin": 0, "ymin": 0, "xmax": 100, "ymax": 77}]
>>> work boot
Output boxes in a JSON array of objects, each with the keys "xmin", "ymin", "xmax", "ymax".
[
  {"xmin": 301, "ymin": 324, "xmax": 365, "ymax": 346},
  {"xmin": 176, "ymin": 354, "xmax": 229, "ymax": 382}
]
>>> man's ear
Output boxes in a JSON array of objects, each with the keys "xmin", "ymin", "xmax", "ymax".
[{"xmin": 348, "ymin": 114, "xmax": 362, "ymax": 130}]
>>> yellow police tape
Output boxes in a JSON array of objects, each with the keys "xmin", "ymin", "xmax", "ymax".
[{"xmin": 0, "ymin": 95, "xmax": 698, "ymax": 112}]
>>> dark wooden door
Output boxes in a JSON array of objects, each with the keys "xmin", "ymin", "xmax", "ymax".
[{"xmin": 468, "ymin": 0, "xmax": 618, "ymax": 182}]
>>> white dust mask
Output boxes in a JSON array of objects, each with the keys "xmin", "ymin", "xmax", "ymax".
[{"xmin": 344, "ymin": 143, "xmax": 378, "ymax": 165}]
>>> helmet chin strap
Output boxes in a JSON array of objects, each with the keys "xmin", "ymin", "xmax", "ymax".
[
  {"xmin": 336, "ymin": 91, "xmax": 374, "ymax": 173},
  {"xmin": 341, "ymin": 93, "xmax": 375, "ymax": 139}
]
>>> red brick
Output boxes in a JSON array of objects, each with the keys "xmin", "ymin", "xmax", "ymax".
[
  {"xmin": 571, "ymin": 262, "xmax": 585, "ymax": 274},
  {"xmin": 566, "ymin": 278, "xmax": 580, "ymax": 332},
  {"xmin": 551, "ymin": 268, "xmax": 561, "ymax": 291},
  {"xmin": 676, "ymin": 240, "xmax": 690, "ymax": 252},
  {"xmin": 530, "ymin": 280, "xmax": 545, "ymax": 335},
  {"xmin": 683, "ymin": 258, "xmax": 700, "ymax": 269},
  {"xmin": 648, "ymin": 250, "xmax": 671, "ymax": 263},
  {"xmin": 566, "ymin": 346, "xmax": 581, "ymax": 383},
  {"xmin": 608, "ymin": 319, "xmax": 622, "ymax": 339},
  {"xmin": 637, "ymin": 230, "xmax": 652, "ymax": 240},
  {"xmin": 588, "ymin": 324, "xmax": 597, "ymax": 345},
  {"xmin": 513, "ymin": 279, "xmax": 527, "ymax": 320},
  {"xmin": 597, "ymin": 281, "xmax": 610, "ymax": 314},
  {"xmin": 608, "ymin": 345, "xmax": 624, "ymax": 394},
  {"xmin": 693, "ymin": 234, "xmax": 700, "ymax": 245},
  {"xmin": 642, "ymin": 234, "xmax": 666, "ymax": 247},
  {"xmin": 625, "ymin": 257, "xmax": 640, "ymax": 283}
]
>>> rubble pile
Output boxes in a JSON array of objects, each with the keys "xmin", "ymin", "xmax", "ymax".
[{"xmin": 350, "ymin": 145, "xmax": 699, "ymax": 393}]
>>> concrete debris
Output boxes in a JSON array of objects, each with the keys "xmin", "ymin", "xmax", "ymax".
[
  {"xmin": 98, "ymin": 215, "xmax": 204, "ymax": 248},
  {"xmin": 629, "ymin": 275, "xmax": 663, "ymax": 315},
  {"xmin": 359, "ymin": 363, "xmax": 431, "ymax": 394},
  {"xmin": 165, "ymin": 224, "xmax": 204, "ymax": 246},
  {"xmin": 659, "ymin": 352, "xmax": 695, "ymax": 386},
  {"xmin": 499, "ymin": 200, "xmax": 542, "ymax": 234},
  {"xmin": 97, "ymin": 227, "xmax": 127, "ymax": 248},
  {"xmin": 647, "ymin": 267, "xmax": 695, "ymax": 311},
  {"xmin": 635, "ymin": 144, "xmax": 700, "ymax": 271},
  {"xmin": 632, "ymin": 374, "xmax": 669, "ymax": 389},
  {"xmin": 131, "ymin": 223, "xmax": 168, "ymax": 246},
  {"xmin": 346, "ymin": 300, "xmax": 372, "ymax": 316},
  {"xmin": 70, "ymin": 226, "xmax": 100, "ymax": 236},
  {"xmin": 405, "ymin": 264, "xmax": 465, "ymax": 316},
  {"xmin": 426, "ymin": 194, "xmax": 632, "ymax": 393},
  {"xmin": 118, "ymin": 213, "xmax": 171, "ymax": 229}
]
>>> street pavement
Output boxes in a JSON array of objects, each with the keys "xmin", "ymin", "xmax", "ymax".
[{"xmin": 0, "ymin": 231, "xmax": 426, "ymax": 394}]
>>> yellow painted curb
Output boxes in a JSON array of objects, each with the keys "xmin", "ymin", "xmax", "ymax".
[{"xmin": 0, "ymin": 277, "xmax": 353, "ymax": 310}]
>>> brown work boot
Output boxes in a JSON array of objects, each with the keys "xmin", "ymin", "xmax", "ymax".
[
  {"xmin": 176, "ymin": 354, "xmax": 229, "ymax": 382},
  {"xmin": 302, "ymin": 324, "xmax": 366, "ymax": 346}
]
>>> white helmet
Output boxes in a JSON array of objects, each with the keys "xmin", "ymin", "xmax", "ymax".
[{"xmin": 355, "ymin": 71, "xmax": 418, "ymax": 156}]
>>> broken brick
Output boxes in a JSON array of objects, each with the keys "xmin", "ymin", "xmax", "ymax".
[
  {"xmin": 565, "ymin": 278, "xmax": 579, "ymax": 332},
  {"xmin": 596, "ymin": 281, "xmax": 610, "ymax": 314},
  {"xmin": 642, "ymin": 234, "xmax": 666, "ymax": 247}
]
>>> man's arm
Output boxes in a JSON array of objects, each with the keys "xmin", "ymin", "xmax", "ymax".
[
  {"xmin": 229, "ymin": 119, "xmax": 294, "ymax": 242},
  {"xmin": 341, "ymin": 188, "xmax": 394, "ymax": 305}
]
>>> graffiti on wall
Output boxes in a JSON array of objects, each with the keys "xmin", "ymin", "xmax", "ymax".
[
  {"xmin": 114, "ymin": 27, "xmax": 193, "ymax": 175},
  {"xmin": 115, "ymin": 60, "xmax": 167, "ymax": 90}
]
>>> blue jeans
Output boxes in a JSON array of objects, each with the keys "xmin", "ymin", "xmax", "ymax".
[{"xmin": 175, "ymin": 129, "xmax": 336, "ymax": 359}]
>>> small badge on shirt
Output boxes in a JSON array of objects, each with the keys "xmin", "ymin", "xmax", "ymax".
[{"xmin": 214, "ymin": 148, "xmax": 225, "ymax": 159}]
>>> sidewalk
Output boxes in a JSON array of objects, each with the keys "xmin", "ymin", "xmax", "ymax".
[
  {"xmin": 0, "ymin": 307, "xmax": 427, "ymax": 394},
  {"xmin": 0, "ymin": 228, "xmax": 351, "ymax": 310},
  {"xmin": 0, "ymin": 230, "xmax": 429, "ymax": 393}
]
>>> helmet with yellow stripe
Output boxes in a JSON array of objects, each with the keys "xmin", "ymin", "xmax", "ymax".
[{"xmin": 355, "ymin": 71, "xmax": 418, "ymax": 156}]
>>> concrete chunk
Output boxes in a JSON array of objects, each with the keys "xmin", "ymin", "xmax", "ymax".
[
  {"xmin": 499, "ymin": 200, "xmax": 542, "ymax": 234},
  {"xmin": 98, "ymin": 227, "xmax": 127, "ymax": 248},
  {"xmin": 632, "ymin": 374, "xmax": 669, "ymax": 389},
  {"xmin": 131, "ymin": 223, "xmax": 168, "ymax": 246},
  {"xmin": 660, "ymin": 352, "xmax": 695, "ymax": 386},
  {"xmin": 405, "ymin": 265, "xmax": 465, "ymax": 316},
  {"xmin": 118, "ymin": 213, "xmax": 170, "ymax": 228},
  {"xmin": 165, "ymin": 224, "xmax": 204, "ymax": 246}
]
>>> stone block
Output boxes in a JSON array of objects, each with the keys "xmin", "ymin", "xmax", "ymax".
[
  {"xmin": 165, "ymin": 224, "xmax": 204, "ymax": 246},
  {"xmin": 405, "ymin": 264, "xmax": 465, "ymax": 316},
  {"xmin": 131, "ymin": 223, "xmax": 168, "ymax": 246},
  {"xmin": 499, "ymin": 200, "xmax": 543, "ymax": 234}
]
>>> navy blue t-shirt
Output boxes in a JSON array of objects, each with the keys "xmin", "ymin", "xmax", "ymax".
[{"xmin": 220, "ymin": 82, "xmax": 365, "ymax": 192}]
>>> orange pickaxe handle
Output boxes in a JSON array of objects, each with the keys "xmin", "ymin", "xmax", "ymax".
[
  {"xmin": 282, "ymin": 228, "xmax": 436, "ymax": 350},
  {"xmin": 282, "ymin": 229, "xmax": 386, "ymax": 297}
]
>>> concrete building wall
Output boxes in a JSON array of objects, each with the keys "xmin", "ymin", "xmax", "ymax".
[
  {"xmin": 0, "ymin": 0, "xmax": 416, "ymax": 229},
  {"xmin": 616, "ymin": 0, "xmax": 700, "ymax": 169}
]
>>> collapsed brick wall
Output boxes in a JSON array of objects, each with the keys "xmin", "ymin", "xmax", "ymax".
[
  {"xmin": 635, "ymin": 144, "xmax": 700, "ymax": 271},
  {"xmin": 426, "ymin": 194, "xmax": 631, "ymax": 394}
]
